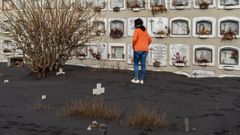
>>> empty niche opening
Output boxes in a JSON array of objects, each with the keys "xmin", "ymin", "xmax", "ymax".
[
  {"xmin": 110, "ymin": 20, "xmax": 124, "ymax": 38},
  {"xmin": 220, "ymin": 19, "xmax": 239, "ymax": 40},
  {"xmin": 195, "ymin": 47, "xmax": 213, "ymax": 64},
  {"xmin": 88, "ymin": 43, "xmax": 108, "ymax": 60},
  {"xmin": 127, "ymin": 0, "xmax": 145, "ymax": 10},
  {"xmin": 220, "ymin": 47, "xmax": 238, "ymax": 65},
  {"xmin": 148, "ymin": 17, "xmax": 168, "ymax": 37},
  {"xmin": 196, "ymin": 20, "xmax": 212, "ymax": 36},
  {"xmin": 171, "ymin": 18, "xmax": 190, "ymax": 36},
  {"xmin": 75, "ymin": 45, "xmax": 88, "ymax": 59},
  {"xmin": 109, "ymin": 44, "xmax": 125, "ymax": 60},
  {"xmin": 110, "ymin": 0, "xmax": 125, "ymax": 10},
  {"xmin": 194, "ymin": 0, "xmax": 215, "ymax": 9},
  {"xmin": 93, "ymin": 20, "xmax": 106, "ymax": 36},
  {"xmin": 171, "ymin": 0, "xmax": 190, "ymax": 9}
]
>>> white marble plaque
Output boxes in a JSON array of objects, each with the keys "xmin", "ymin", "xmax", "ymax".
[
  {"xmin": 147, "ymin": 17, "xmax": 168, "ymax": 37},
  {"xmin": 127, "ymin": 44, "xmax": 134, "ymax": 64},
  {"xmin": 88, "ymin": 43, "xmax": 108, "ymax": 60},
  {"xmin": 149, "ymin": 44, "xmax": 167, "ymax": 67},
  {"xmin": 128, "ymin": 17, "xmax": 147, "ymax": 36},
  {"xmin": 170, "ymin": 44, "xmax": 189, "ymax": 66}
]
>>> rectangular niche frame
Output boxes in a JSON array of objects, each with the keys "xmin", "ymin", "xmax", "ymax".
[
  {"xmin": 218, "ymin": 0, "xmax": 240, "ymax": 9},
  {"xmin": 88, "ymin": 42, "xmax": 108, "ymax": 60},
  {"xmin": 192, "ymin": 17, "xmax": 216, "ymax": 38},
  {"xmin": 147, "ymin": 17, "xmax": 168, "ymax": 38},
  {"xmin": 1, "ymin": 39, "xmax": 16, "ymax": 56},
  {"xmin": 170, "ymin": 17, "xmax": 191, "ymax": 38},
  {"xmin": 193, "ymin": 0, "xmax": 216, "ymax": 9},
  {"xmin": 74, "ymin": 44, "xmax": 89, "ymax": 59},
  {"xmin": 1, "ymin": 19, "xmax": 11, "ymax": 34},
  {"xmin": 108, "ymin": 0, "xmax": 126, "ymax": 11},
  {"xmin": 193, "ymin": 45, "xmax": 215, "ymax": 66},
  {"xmin": 108, "ymin": 43, "xmax": 126, "ymax": 61},
  {"xmin": 218, "ymin": 16, "xmax": 240, "ymax": 38},
  {"xmin": 148, "ymin": 0, "xmax": 168, "ymax": 9},
  {"xmin": 90, "ymin": 0, "xmax": 107, "ymax": 11},
  {"xmin": 218, "ymin": 46, "xmax": 240, "ymax": 70},
  {"xmin": 127, "ymin": 44, "xmax": 134, "ymax": 64},
  {"xmin": 148, "ymin": 44, "xmax": 167, "ymax": 67},
  {"xmin": 91, "ymin": 18, "xmax": 107, "ymax": 36},
  {"xmin": 108, "ymin": 18, "xmax": 127, "ymax": 38},
  {"xmin": 128, "ymin": 17, "xmax": 146, "ymax": 36},
  {"xmin": 169, "ymin": 0, "xmax": 191, "ymax": 9},
  {"xmin": 169, "ymin": 44, "xmax": 190, "ymax": 67},
  {"xmin": 127, "ymin": 0, "xmax": 146, "ymax": 10}
]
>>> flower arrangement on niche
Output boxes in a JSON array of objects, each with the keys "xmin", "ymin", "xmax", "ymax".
[
  {"xmin": 153, "ymin": 60, "xmax": 161, "ymax": 67},
  {"xmin": 127, "ymin": 0, "xmax": 145, "ymax": 11},
  {"xmin": 89, "ymin": 48, "xmax": 101, "ymax": 60},
  {"xmin": 230, "ymin": 49, "xmax": 238, "ymax": 62},
  {"xmin": 172, "ymin": 52, "xmax": 187, "ymax": 66},
  {"xmin": 151, "ymin": 4, "xmax": 167, "ymax": 16},
  {"xmin": 153, "ymin": 26, "xmax": 170, "ymax": 37},
  {"xmin": 221, "ymin": 28, "xmax": 237, "ymax": 41},
  {"xmin": 110, "ymin": 28, "xmax": 124, "ymax": 38},
  {"xmin": 198, "ymin": 0, "xmax": 209, "ymax": 9}
]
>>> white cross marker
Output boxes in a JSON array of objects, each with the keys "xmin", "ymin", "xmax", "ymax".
[
  {"xmin": 41, "ymin": 95, "xmax": 46, "ymax": 100},
  {"xmin": 4, "ymin": 80, "xmax": 9, "ymax": 83},
  {"xmin": 56, "ymin": 68, "xmax": 65, "ymax": 76},
  {"xmin": 93, "ymin": 83, "xmax": 105, "ymax": 96}
]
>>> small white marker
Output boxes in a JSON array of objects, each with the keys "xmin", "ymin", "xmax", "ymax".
[
  {"xmin": 41, "ymin": 95, "xmax": 46, "ymax": 100},
  {"xmin": 87, "ymin": 126, "xmax": 92, "ymax": 131},
  {"xmin": 4, "ymin": 80, "xmax": 9, "ymax": 83}
]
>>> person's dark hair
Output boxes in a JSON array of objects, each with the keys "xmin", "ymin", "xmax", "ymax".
[{"xmin": 134, "ymin": 18, "xmax": 146, "ymax": 32}]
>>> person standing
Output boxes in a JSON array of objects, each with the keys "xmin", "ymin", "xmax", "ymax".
[{"xmin": 131, "ymin": 18, "xmax": 152, "ymax": 84}]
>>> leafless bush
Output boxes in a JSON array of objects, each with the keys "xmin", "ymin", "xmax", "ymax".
[
  {"xmin": 60, "ymin": 97, "xmax": 121, "ymax": 121},
  {"xmin": 1, "ymin": 0, "xmax": 101, "ymax": 78},
  {"xmin": 126, "ymin": 105, "xmax": 169, "ymax": 129}
]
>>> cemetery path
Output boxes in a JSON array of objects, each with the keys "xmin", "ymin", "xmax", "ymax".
[{"xmin": 1, "ymin": 63, "xmax": 240, "ymax": 135}]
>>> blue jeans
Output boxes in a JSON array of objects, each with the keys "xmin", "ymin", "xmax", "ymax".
[{"xmin": 133, "ymin": 51, "xmax": 148, "ymax": 80}]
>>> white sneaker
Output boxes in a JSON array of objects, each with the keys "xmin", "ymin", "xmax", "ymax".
[
  {"xmin": 140, "ymin": 80, "xmax": 144, "ymax": 84},
  {"xmin": 131, "ymin": 79, "xmax": 140, "ymax": 84}
]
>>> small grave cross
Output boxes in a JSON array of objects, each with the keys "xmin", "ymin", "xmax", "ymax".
[
  {"xmin": 93, "ymin": 83, "xmax": 105, "ymax": 96},
  {"xmin": 4, "ymin": 79, "xmax": 9, "ymax": 83},
  {"xmin": 149, "ymin": 19, "xmax": 155, "ymax": 32},
  {"xmin": 56, "ymin": 67, "xmax": 65, "ymax": 76},
  {"xmin": 193, "ymin": 71, "xmax": 198, "ymax": 78}
]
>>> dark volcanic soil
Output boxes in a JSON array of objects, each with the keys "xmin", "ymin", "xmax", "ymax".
[{"xmin": 0, "ymin": 63, "xmax": 240, "ymax": 135}]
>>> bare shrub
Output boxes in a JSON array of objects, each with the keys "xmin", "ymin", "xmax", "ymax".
[
  {"xmin": 126, "ymin": 105, "xmax": 169, "ymax": 129},
  {"xmin": 1, "ymin": 0, "xmax": 101, "ymax": 78},
  {"xmin": 60, "ymin": 97, "xmax": 121, "ymax": 121}
]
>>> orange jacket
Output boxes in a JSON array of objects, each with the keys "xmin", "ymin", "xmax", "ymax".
[{"xmin": 132, "ymin": 28, "xmax": 152, "ymax": 52}]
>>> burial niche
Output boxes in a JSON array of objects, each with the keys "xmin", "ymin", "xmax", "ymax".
[
  {"xmin": 148, "ymin": 17, "xmax": 169, "ymax": 37},
  {"xmin": 220, "ymin": 0, "xmax": 240, "ymax": 9},
  {"xmin": 220, "ymin": 47, "xmax": 238, "ymax": 65},
  {"xmin": 150, "ymin": 0, "xmax": 167, "ymax": 15},
  {"xmin": 171, "ymin": 18, "xmax": 190, "ymax": 37},
  {"xmin": 110, "ymin": 0, "xmax": 125, "ymax": 11},
  {"xmin": 220, "ymin": 19, "xmax": 239, "ymax": 40},
  {"xmin": 110, "ymin": 20, "xmax": 124, "ymax": 38},
  {"xmin": 109, "ymin": 44, "xmax": 125, "ymax": 60},
  {"xmin": 171, "ymin": 0, "xmax": 190, "ymax": 9},
  {"xmin": 195, "ymin": 47, "xmax": 213, "ymax": 64},
  {"xmin": 127, "ymin": 0, "xmax": 145, "ymax": 11}
]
